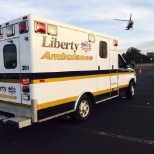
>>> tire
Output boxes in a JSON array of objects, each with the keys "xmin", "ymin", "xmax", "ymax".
[
  {"xmin": 73, "ymin": 95, "xmax": 92, "ymax": 122},
  {"xmin": 125, "ymin": 81, "xmax": 135, "ymax": 99}
]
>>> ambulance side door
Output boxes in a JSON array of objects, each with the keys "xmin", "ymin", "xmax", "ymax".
[
  {"xmin": 109, "ymin": 39, "xmax": 118, "ymax": 97},
  {"xmin": 96, "ymin": 37, "xmax": 110, "ymax": 101}
]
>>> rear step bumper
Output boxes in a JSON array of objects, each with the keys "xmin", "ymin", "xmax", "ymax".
[
  {"xmin": 3, "ymin": 117, "xmax": 31, "ymax": 128},
  {"xmin": 0, "ymin": 114, "xmax": 10, "ymax": 121}
]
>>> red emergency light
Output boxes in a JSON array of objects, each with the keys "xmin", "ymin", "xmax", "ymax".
[
  {"xmin": 19, "ymin": 22, "xmax": 28, "ymax": 34},
  {"xmin": 35, "ymin": 22, "xmax": 46, "ymax": 34},
  {"xmin": 113, "ymin": 40, "xmax": 118, "ymax": 46},
  {"xmin": 0, "ymin": 27, "xmax": 3, "ymax": 35}
]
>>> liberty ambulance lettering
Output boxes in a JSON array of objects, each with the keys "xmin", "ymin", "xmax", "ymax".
[
  {"xmin": 0, "ymin": 86, "xmax": 7, "ymax": 93},
  {"xmin": 42, "ymin": 36, "xmax": 79, "ymax": 51}
]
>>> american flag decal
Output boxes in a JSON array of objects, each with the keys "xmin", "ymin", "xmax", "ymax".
[
  {"xmin": 8, "ymin": 86, "xmax": 16, "ymax": 94},
  {"xmin": 81, "ymin": 41, "xmax": 91, "ymax": 53}
]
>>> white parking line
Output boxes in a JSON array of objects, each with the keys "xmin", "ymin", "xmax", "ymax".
[
  {"xmin": 62, "ymin": 125, "xmax": 154, "ymax": 145},
  {"xmin": 112, "ymin": 104, "xmax": 154, "ymax": 110}
]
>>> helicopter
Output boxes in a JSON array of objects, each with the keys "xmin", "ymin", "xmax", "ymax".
[{"xmin": 114, "ymin": 14, "xmax": 134, "ymax": 30}]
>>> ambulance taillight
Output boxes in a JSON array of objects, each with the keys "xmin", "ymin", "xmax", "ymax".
[
  {"xmin": 22, "ymin": 93, "xmax": 30, "ymax": 100},
  {"xmin": 22, "ymin": 79, "xmax": 30, "ymax": 101},
  {"xmin": 22, "ymin": 79, "xmax": 29, "ymax": 85},
  {"xmin": 22, "ymin": 86, "xmax": 30, "ymax": 93}
]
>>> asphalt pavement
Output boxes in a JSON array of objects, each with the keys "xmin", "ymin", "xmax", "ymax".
[{"xmin": 0, "ymin": 64, "xmax": 154, "ymax": 154}]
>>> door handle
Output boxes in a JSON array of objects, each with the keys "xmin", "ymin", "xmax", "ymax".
[{"xmin": 7, "ymin": 40, "xmax": 13, "ymax": 43}]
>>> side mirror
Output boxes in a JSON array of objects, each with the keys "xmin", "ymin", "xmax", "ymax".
[
  {"xmin": 124, "ymin": 62, "xmax": 129, "ymax": 68},
  {"xmin": 130, "ymin": 63, "xmax": 135, "ymax": 68}
]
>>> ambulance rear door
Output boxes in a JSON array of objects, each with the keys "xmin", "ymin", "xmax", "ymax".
[{"xmin": 0, "ymin": 37, "xmax": 22, "ymax": 104}]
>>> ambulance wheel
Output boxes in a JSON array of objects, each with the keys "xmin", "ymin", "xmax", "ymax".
[
  {"xmin": 73, "ymin": 95, "xmax": 92, "ymax": 122},
  {"xmin": 125, "ymin": 81, "xmax": 135, "ymax": 99}
]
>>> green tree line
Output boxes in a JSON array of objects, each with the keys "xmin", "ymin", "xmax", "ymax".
[{"xmin": 122, "ymin": 47, "xmax": 154, "ymax": 64}]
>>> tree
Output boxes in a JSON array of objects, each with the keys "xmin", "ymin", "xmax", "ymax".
[
  {"xmin": 141, "ymin": 54, "xmax": 150, "ymax": 63},
  {"xmin": 122, "ymin": 47, "xmax": 142, "ymax": 64},
  {"xmin": 146, "ymin": 51, "xmax": 154, "ymax": 62}
]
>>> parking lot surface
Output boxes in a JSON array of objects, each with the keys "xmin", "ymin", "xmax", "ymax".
[{"xmin": 0, "ymin": 64, "xmax": 154, "ymax": 154}]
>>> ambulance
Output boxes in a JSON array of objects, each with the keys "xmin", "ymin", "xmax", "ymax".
[{"xmin": 0, "ymin": 15, "xmax": 136, "ymax": 128}]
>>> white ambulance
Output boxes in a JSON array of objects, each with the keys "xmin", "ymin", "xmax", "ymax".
[{"xmin": 0, "ymin": 15, "xmax": 136, "ymax": 128}]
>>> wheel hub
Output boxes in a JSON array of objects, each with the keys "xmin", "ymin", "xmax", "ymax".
[
  {"xmin": 131, "ymin": 85, "xmax": 135, "ymax": 96},
  {"xmin": 79, "ymin": 100, "xmax": 89, "ymax": 118}
]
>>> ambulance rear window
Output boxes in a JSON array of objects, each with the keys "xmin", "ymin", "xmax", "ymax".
[{"xmin": 3, "ymin": 44, "xmax": 17, "ymax": 69}]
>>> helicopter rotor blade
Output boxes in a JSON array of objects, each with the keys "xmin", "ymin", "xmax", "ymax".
[
  {"xmin": 113, "ymin": 19, "xmax": 129, "ymax": 21},
  {"xmin": 130, "ymin": 13, "xmax": 132, "ymax": 20}
]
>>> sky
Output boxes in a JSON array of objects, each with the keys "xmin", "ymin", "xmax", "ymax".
[{"xmin": 1, "ymin": 0, "xmax": 154, "ymax": 54}]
